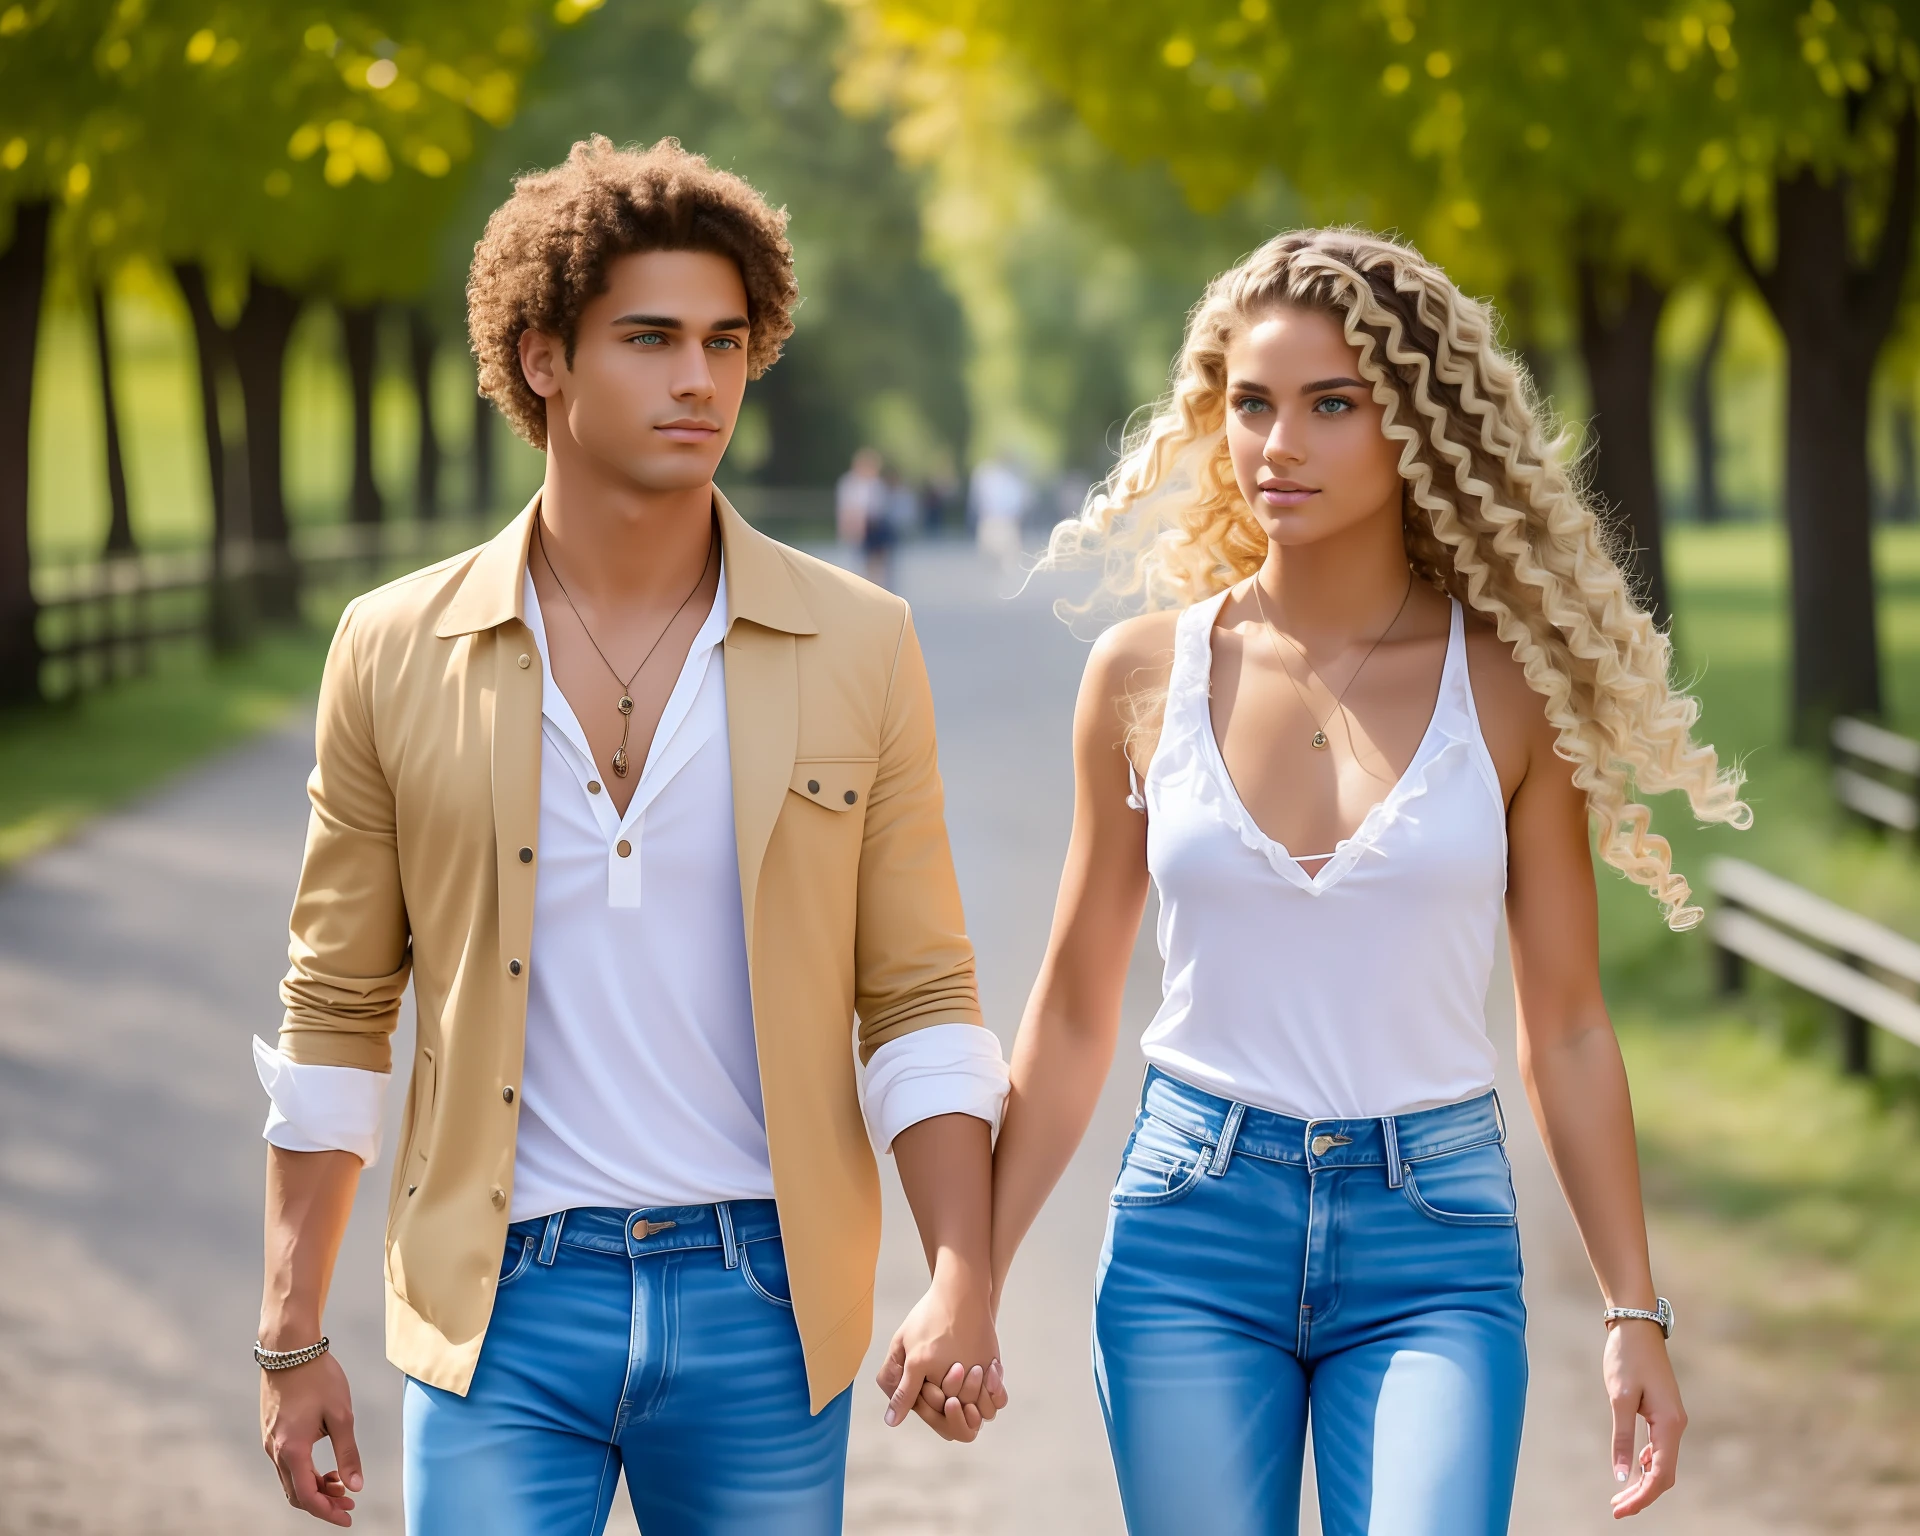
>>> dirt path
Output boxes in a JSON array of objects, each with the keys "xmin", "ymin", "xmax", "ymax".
[{"xmin": 1, "ymin": 541, "xmax": 1908, "ymax": 1534}]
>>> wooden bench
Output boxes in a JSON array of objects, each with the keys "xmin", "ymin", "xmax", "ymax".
[
  {"xmin": 1831, "ymin": 715, "xmax": 1920, "ymax": 835},
  {"xmin": 1709, "ymin": 857, "xmax": 1920, "ymax": 1076}
]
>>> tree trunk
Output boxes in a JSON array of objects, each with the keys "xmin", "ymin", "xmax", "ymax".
[
  {"xmin": 92, "ymin": 283, "xmax": 136, "ymax": 556},
  {"xmin": 1892, "ymin": 399, "xmax": 1918, "ymax": 525},
  {"xmin": 172, "ymin": 262, "xmax": 253, "ymax": 649},
  {"xmin": 1576, "ymin": 261, "xmax": 1671, "ymax": 627},
  {"xmin": 1732, "ymin": 104, "xmax": 1915, "ymax": 739},
  {"xmin": 1690, "ymin": 294, "xmax": 1730, "ymax": 525},
  {"xmin": 473, "ymin": 389, "xmax": 496, "ymax": 516},
  {"xmin": 231, "ymin": 276, "xmax": 304, "ymax": 620},
  {"xmin": 0, "ymin": 201, "xmax": 50, "ymax": 707},
  {"xmin": 341, "ymin": 304, "xmax": 383, "ymax": 527},
  {"xmin": 409, "ymin": 308, "xmax": 441, "ymax": 522}
]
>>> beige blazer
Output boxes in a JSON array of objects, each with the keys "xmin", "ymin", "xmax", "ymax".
[{"xmin": 278, "ymin": 491, "xmax": 983, "ymax": 1410}]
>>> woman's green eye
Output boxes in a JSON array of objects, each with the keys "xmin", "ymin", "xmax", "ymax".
[
  {"xmin": 1234, "ymin": 396, "xmax": 1269, "ymax": 415},
  {"xmin": 1314, "ymin": 396, "xmax": 1354, "ymax": 414}
]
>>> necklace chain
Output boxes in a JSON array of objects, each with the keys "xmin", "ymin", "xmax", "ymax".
[
  {"xmin": 1250, "ymin": 569, "xmax": 1415, "ymax": 751},
  {"xmin": 534, "ymin": 516, "xmax": 717, "ymax": 779}
]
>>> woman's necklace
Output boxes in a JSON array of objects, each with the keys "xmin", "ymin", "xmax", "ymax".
[
  {"xmin": 534, "ymin": 516, "xmax": 717, "ymax": 779},
  {"xmin": 1251, "ymin": 569, "xmax": 1415, "ymax": 751}
]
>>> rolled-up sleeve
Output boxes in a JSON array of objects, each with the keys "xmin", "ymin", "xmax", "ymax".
[
  {"xmin": 860, "ymin": 1022, "xmax": 1009, "ymax": 1153},
  {"xmin": 852, "ymin": 610, "xmax": 986, "ymax": 1060},
  {"xmin": 254, "ymin": 1037, "xmax": 390, "ymax": 1166},
  {"xmin": 278, "ymin": 599, "xmax": 412, "ymax": 1073}
]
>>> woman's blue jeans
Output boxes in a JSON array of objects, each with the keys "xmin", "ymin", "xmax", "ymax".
[
  {"xmin": 1094, "ymin": 1068, "xmax": 1528, "ymax": 1536},
  {"xmin": 403, "ymin": 1201, "xmax": 851, "ymax": 1535}
]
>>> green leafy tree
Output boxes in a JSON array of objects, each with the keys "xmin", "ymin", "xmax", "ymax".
[
  {"xmin": 857, "ymin": 0, "xmax": 1920, "ymax": 730},
  {"xmin": 0, "ymin": 1, "xmax": 548, "ymax": 684}
]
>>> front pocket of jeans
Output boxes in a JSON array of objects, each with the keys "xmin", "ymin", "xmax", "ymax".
[
  {"xmin": 739, "ymin": 1237, "xmax": 793, "ymax": 1308},
  {"xmin": 1110, "ymin": 1118, "xmax": 1211, "ymax": 1208},
  {"xmin": 495, "ymin": 1233, "xmax": 535, "ymax": 1291},
  {"xmin": 1400, "ymin": 1142, "xmax": 1518, "ymax": 1227}
]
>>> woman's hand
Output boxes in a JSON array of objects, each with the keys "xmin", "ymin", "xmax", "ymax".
[
  {"xmin": 875, "ymin": 1270, "xmax": 1007, "ymax": 1441},
  {"xmin": 1604, "ymin": 1320, "xmax": 1685, "ymax": 1517}
]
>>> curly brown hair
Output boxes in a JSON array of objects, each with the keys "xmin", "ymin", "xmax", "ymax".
[{"xmin": 467, "ymin": 135, "xmax": 798, "ymax": 448}]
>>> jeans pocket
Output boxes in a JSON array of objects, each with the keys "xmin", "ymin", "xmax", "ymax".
[
  {"xmin": 739, "ymin": 1236, "xmax": 794, "ymax": 1309},
  {"xmin": 1400, "ymin": 1141, "xmax": 1519, "ymax": 1227},
  {"xmin": 495, "ymin": 1232, "xmax": 536, "ymax": 1291},
  {"xmin": 1110, "ymin": 1115, "xmax": 1212, "ymax": 1208}
]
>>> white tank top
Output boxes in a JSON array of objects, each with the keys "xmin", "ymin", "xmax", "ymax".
[{"xmin": 1138, "ymin": 589, "xmax": 1508, "ymax": 1120}]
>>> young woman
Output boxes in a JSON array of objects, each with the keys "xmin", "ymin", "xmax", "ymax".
[{"xmin": 987, "ymin": 231, "xmax": 1749, "ymax": 1533}]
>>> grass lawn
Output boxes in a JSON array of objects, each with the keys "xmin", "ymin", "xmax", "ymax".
[{"xmin": 1602, "ymin": 523, "xmax": 1920, "ymax": 1385}]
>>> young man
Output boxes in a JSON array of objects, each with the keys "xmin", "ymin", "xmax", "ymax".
[{"xmin": 253, "ymin": 136, "xmax": 1008, "ymax": 1533}]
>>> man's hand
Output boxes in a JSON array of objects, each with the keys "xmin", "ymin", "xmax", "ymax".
[
  {"xmin": 261, "ymin": 1353, "xmax": 363, "ymax": 1526},
  {"xmin": 876, "ymin": 1273, "xmax": 1007, "ymax": 1442}
]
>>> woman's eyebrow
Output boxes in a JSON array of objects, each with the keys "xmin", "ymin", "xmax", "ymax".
[
  {"xmin": 1226, "ymin": 377, "xmax": 1273, "ymax": 396},
  {"xmin": 1300, "ymin": 376, "xmax": 1367, "ymax": 392}
]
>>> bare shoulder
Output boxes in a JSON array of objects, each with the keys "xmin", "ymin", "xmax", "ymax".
[
  {"xmin": 1084, "ymin": 608, "xmax": 1182, "ymax": 700},
  {"xmin": 1461, "ymin": 608, "xmax": 1557, "ymax": 796}
]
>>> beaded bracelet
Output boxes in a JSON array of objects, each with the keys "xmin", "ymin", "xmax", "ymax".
[{"xmin": 255, "ymin": 1336, "xmax": 330, "ymax": 1371}]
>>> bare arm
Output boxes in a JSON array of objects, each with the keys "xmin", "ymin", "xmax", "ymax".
[
  {"xmin": 878, "ymin": 1112, "xmax": 999, "ymax": 1440},
  {"xmin": 1504, "ymin": 710, "xmax": 1685, "ymax": 1517},
  {"xmin": 989, "ymin": 621, "xmax": 1161, "ymax": 1304},
  {"xmin": 259, "ymin": 1147, "xmax": 364, "ymax": 1526}
]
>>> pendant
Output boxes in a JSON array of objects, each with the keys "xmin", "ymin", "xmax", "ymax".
[
  {"xmin": 611, "ymin": 746, "xmax": 630, "ymax": 778},
  {"xmin": 1311, "ymin": 730, "xmax": 1330, "ymax": 750},
  {"xmin": 618, "ymin": 695, "xmax": 634, "ymax": 716}
]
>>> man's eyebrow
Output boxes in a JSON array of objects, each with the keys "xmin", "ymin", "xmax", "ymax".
[
  {"xmin": 608, "ymin": 313, "xmax": 751, "ymax": 331},
  {"xmin": 1301, "ymin": 376, "xmax": 1367, "ymax": 392}
]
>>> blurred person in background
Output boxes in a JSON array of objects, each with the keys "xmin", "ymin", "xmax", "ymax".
[
  {"xmin": 970, "ymin": 453, "xmax": 1028, "ymax": 569},
  {"xmin": 987, "ymin": 231, "xmax": 1750, "ymax": 1533},
  {"xmin": 250, "ymin": 137, "xmax": 1008, "ymax": 1535},
  {"xmin": 836, "ymin": 444, "xmax": 886, "ymax": 553}
]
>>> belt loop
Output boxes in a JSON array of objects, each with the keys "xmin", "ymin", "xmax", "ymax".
[
  {"xmin": 717, "ymin": 1202, "xmax": 741, "ymax": 1269},
  {"xmin": 1382, "ymin": 1115, "xmax": 1404, "ymax": 1189},
  {"xmin": 1207, "ymin": 1102, "xmax": 1246, "ymax": 1177},
  {"xmin": 537, "ymin": 1211, "xmax": 565, "ymax": 1266},
  {"xmin": 1490, "ymin": 1088, "xmax": 1509, "ymax": 1144}
]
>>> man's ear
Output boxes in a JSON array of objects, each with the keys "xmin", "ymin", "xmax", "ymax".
[{"xmin": 519, "ymin": 328, "xmax": 566, "ymax": 400}]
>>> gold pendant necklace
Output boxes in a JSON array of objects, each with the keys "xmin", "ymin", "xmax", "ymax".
[
  {"xmin": 535, "ymin": 516, "xmax": 717, "ymax": 779},
  {"xmin": 1251, "ymin": 570, "xmax": 1414, "ymax": 752}
]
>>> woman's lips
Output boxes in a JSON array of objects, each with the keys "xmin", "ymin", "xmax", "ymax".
[{"xmin": 1259, "ymin": 484, "xmax": 1318, "ymax": 507}]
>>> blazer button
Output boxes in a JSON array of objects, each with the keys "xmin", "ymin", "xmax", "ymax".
[
  {"xmin": 616, "ymin": 839, "xmax": 632, "ymax": 858},
  {"xmin": 508, "ymin": 958, "xmax": 522, "ymax": 976},
  {"xmin": 587, "ymin": 780, "xmax": 602, "ymax": 795},
  {"xmin": 517, "ymin": 653, "xmax": 531, "ymax": 669},
  {"xmin": 491, "ymin": 1188, "xmax": 506, "ymax": 1209},
  {"xmin": 502, "ymin": 1085, "xmax": 515, "ymax": 1103},
  {"xmin": 518, "ymin": 846, "xmax": 533, "ymax": 863},
  {"xmin": 807, "ymin": 779, "xmax": 820, "ymax": 794},
  {"xmin": 844, "ymin": 789, "xmax": 858, "ymax": 805}
]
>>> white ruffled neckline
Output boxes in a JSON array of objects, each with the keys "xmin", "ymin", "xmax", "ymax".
[{"xmin": 1160, "ymin": 587, "xmax": 1475, "ymax": 897}]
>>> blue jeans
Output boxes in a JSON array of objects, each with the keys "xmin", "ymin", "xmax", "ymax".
[
  {"xmin": 403, "ymin": 1202, "xmax": 851, "ymax": 1535},
  {"xmin": 1094, "ymin": 1069, "xmax": 1527, "ymax": 1536}
]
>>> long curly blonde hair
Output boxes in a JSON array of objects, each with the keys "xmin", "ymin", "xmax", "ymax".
[{"xmin": 1049, "ymin": 229, "xmax": 1750, "ymax": 930}]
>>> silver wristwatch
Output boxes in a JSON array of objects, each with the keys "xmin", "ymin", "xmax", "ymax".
[{"xmin": 1601, "ymin": 1297, "xmax": 1672, "ymax": 1339}]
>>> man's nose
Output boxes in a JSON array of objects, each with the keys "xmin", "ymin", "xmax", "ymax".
[{"xmin": 672, "ymin": 353, "xmax": 718, "ymax": 400}]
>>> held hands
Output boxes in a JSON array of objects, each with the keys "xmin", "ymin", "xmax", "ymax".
[
  {"xmin": 875, "ymin": 1267, "xmax": 1008, "ymax": 1443},
  {"xmin": 1603, "ymin": 1320, "xmax": 1686, "ymax": 1518},
  {"xmin": 261, "ymin": 1352, "xmax": 363, "ymax": 1526}
]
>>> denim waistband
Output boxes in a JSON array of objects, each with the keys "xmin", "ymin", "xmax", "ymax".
[
  {"xmin": 1140, "ymin": 1066, "xmax": 1505, "ymax": 1172},
  {"xmin": 506, "ymin": 1200, "xmax": 781, "ymax": 1264}
]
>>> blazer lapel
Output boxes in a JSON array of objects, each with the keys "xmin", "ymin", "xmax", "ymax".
[
  {"xmin": 724, "ymin": 622, "xmax": 797, "ymax": 952},
  {"xmin": 715, "ymin": 489, "xmax": 814, "ymax": 951}
]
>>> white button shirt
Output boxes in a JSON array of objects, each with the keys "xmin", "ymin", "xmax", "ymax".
[{"xmin": 257, "ymin": 562, "xmax": 1006, "ymax": 1219}]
